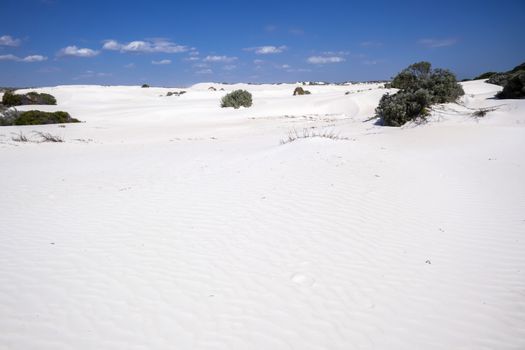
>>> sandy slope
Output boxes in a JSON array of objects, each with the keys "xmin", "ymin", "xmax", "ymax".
[{"xmin": 0, "ymin": 81, "xmax": 524, "ymax": 350}]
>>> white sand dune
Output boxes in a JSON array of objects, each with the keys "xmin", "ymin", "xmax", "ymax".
[{"xmin": 1, "ymin": 81, "xmax": 524, "ymax": 349}]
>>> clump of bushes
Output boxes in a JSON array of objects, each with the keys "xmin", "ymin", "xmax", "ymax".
[
  {"xmin": 474, "ymin": 72, "xmax": 497, "ymax": 80},
  {"xmin": 496, "ymin": 71, "xmax": 525, "ymax": 99},
  {"xmin": 484, "ymin": 61, "xmax": 525, "ymax": 99},
  {"xmin": 141, "ymin": 84, "xmax": 150, "ymax": 88},
  {"xmin": 376, "ymin": 61, "xmax": 464, "ymax": 126},
  {"xmin": 167, "ymin": 91, "xmax": 186, "ymax": 97},
  {"xmin": 220, "ymin": 90, "xmax": 252, "ymax": 109},
  {"xmin": 0, "ymin": 109, "xmax": 80, "ymax": 126},
  {"xmin": 293, "ymin": 87, "xmax": 311, "ymax": 95},
  {"xmin": 2, "ymin": 91, "xmax": 57, "ymax": 107}
]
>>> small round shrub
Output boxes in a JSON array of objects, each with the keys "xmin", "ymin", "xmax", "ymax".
[
  {"xmin": 141, "ymin": 84, "xmax": 150, "ymax": 88},
  {"xmin": 221, "ymin": 90, "xmax": 252, "ymax": 109}
]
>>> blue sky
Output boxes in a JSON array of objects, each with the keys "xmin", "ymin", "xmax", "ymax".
[{"xmin": 1, "ymin": 0, "xmax": 524, "ymax": 87}]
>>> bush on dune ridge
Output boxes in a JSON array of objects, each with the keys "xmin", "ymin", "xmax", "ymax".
[
  {"xmin": 484, "ymin": 61, "xmax": 525, "ymax": 99},
  {"xmin": 376, "ymin": 61, "xmax": 464, "ymax": 126}
]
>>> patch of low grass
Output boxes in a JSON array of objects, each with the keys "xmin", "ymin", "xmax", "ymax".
[{"xmin": 280, "ymin": 128, "xmax": 351, "ymax": 145}]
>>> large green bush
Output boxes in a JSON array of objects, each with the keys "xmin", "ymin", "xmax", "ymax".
[
  {"xmin": 220, "ymin": 90, "xmax": 252, "ymax": 109},
  {"xmin": 376, "ymin": 61, "xmax": 464, "ymax": 126},
  {"xmin": 0, "ymin": 110, "xmax": 80, "ymax": 126},
  {"xmin": 496, "ymin": 71, "xmax": 525, "ymax": 99},
  {"xmin": 2, "ymin": 91, "xmax": 57, "ymax": 107},
  {"xmin": 2, "ymin": 91, "xmax": 23, "ymax": 106}
]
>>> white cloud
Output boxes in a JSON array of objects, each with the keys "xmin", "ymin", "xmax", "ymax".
[
  {"xmin": 203, "ymin": 55, "xmax": 237, "ymax": 63},
  {"xmin": 307, "ymin": 56, "xmax": 345, "ymax": 64},
  {"xmin": 245, "ymin": 45, "xmax": 287, "ymax": 54},
  {"xmin": 124, "ymin": 63, "xmax": 135, "ymax": 68},
  {"xmin": 185, "ymin": 56, "xmax": 200, "ymax": 61},
  {"xmin": 253, "ymin": 59, "xmax": 264, "ymax": 64},
  {"xmin": 223, "ymin": 65, "xmax": 236, "ymax": 71},
  {"xmin": 152, "ymin": 59, "xmax": 171, "ymax": 65},
  {"xmin": 73, "ymin": 70, "xmax": 112, "ymax": 80},
  {"xmin": 22, "ymin": 55, "xmax": 47, "ymax": 62},
  {"xmin": 418, "ymin": 38, "xmax": 458, "ymax": 48},
  {"xmin": 103, "ymin": 39, "xmax": 189, "ymax": 53},
  {"xmin": 0, "ymin": 54, "xmax": 47, "ymax": 62},
  {"xmin": 196, "ymin": 69, "xmax": 213, "ymax": 74},
  {"xmin": 58, "ymin": 45, "xmax": 99, "ymax": 57},
  {"xmin": 0, "ymin": 35, "xmax": 21, "ymax": 47}
]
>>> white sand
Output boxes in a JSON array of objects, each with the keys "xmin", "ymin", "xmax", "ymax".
[{"xmin": 1, "ymin": 80, "xmax": 524, "ymax": 349}]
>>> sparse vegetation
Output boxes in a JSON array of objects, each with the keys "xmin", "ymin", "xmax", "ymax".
[
  {"xmin": 33, "ymin": 131, "xmax": 63, "ymax": 142},
  {"xmin": 11, "ymin": 131, "xmax": 29, "ymax": 142},
  {"xmin": 280, "ymin": 128, "xmax": 350, "ymax": 144},
  {"xmin": 220, "ymin": 89, "xmax": 252, "ymax": 109},
  {"xmin": 208, "ymin": 86, "xmax": 217, "ymax": 91},
  {"xmin": 1, "ymin": 91, "xmax": 57, "ymax": 107},
  {"xmin": 376, "ymin": 61, "xmax": 464, "ymax": 126},
  {"xmin": 141, "ymin": 84, "xmax": 150, "ymax": 88},
  {"xmin": 0, "ymin": 109, "xmax": 80, "ymax": 126}
]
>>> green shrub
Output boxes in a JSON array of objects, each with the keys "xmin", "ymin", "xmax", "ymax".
[
  {"xmin": 2, "ymin": 91, "xmax": 57, "ymax": 106},
  {"xmin": 376, "ymin": 89, "xmax": 431, "ymax": 127},
  {"xmin": 0, "ymin": 110, "xmax": 80, "ymax": 126},
  {"xmin": 474, "ymin": 72, "xmax": 497, "ymax": 80},
  {"xmin": 220, "ymin": 90, "xmax": 252, "ymax": 109},
  {"xmin": 496, "ymin": 71, "xmax": 525, "ymax": 99},
  {"xmin": 293, "ymin": 87, "xmax": 311, "ymax": 95},
  {"xmin": 487, "ymin": 73, "xmax": 509, "ymax": 86},
  {"xmin": 376, "ymin": 61, "xmax": 464, "ymax": 126},
  {"xmin": 141, "ymin": 84, "xmax": 150, "ymax": 88},
  {"xmin": 2, "ymin": 91, "xmax": 23, "ymax": 106}
]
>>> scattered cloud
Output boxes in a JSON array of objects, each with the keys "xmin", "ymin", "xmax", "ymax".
[
  {"xmin": 253, "ymin": 59, "xmax": 264, "ymax": 64},
  {"xmin": 124, "ymin": 63, "xmax": 135, "ymax": 68},
  {"xmin": 0, "ymin": 35, "xmax": 21, "ymax": 47},
  {"xmin": 58, "ymin": 45, "xmax": 99, "ymax": 57},
  {"xmin": 152, "ymin": 59, "xmax": 171, "ymax": 65},
  {"xmin": 0, "ymin": 54, "xmax": 47, "ymax": 62},
  {"xmin": 286, "ymin": 67, "xmax": 312, "ymax": 73},
  {"xmin": 203, "ymin": 55, "xmax": 237, "ymax": 63},
  {"xmin": 223, "ymin": 65, "xmax": 236, "ymax": 71},
  {"xmin": 196, "ymin": 68, "xmax": 213, "ymax": 74},
  {"xmin": 193, "ymin": 63, "xmax": 209, "ymax": 68},
  {"xmin": 322, "ymin": 51, "xmax": 350, "ymax": 56},
  {"xmin": 307, "ymin": 56, "xmax": 346, "ymax": 64},
  {"xmin": 185, "ymin": 56, "xmax": 200, "ymax": 61},
  {"xmin": 244, "ymin": 45, "xmax": 287, "ymax": 55},
  {"xmin": 418, "ymin": 38, "xmax": 458, "ymax": 48},
  {"xmin": 265, "ymin": 25, "xmax": 277, "ymax": 32},
  {"xmin": 102, "ymin": 39, "xmax": 189, "ymax": 53},
  {"xmin": 73, "ymin": 70, "xmax": 112, "ymax": 80}
]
